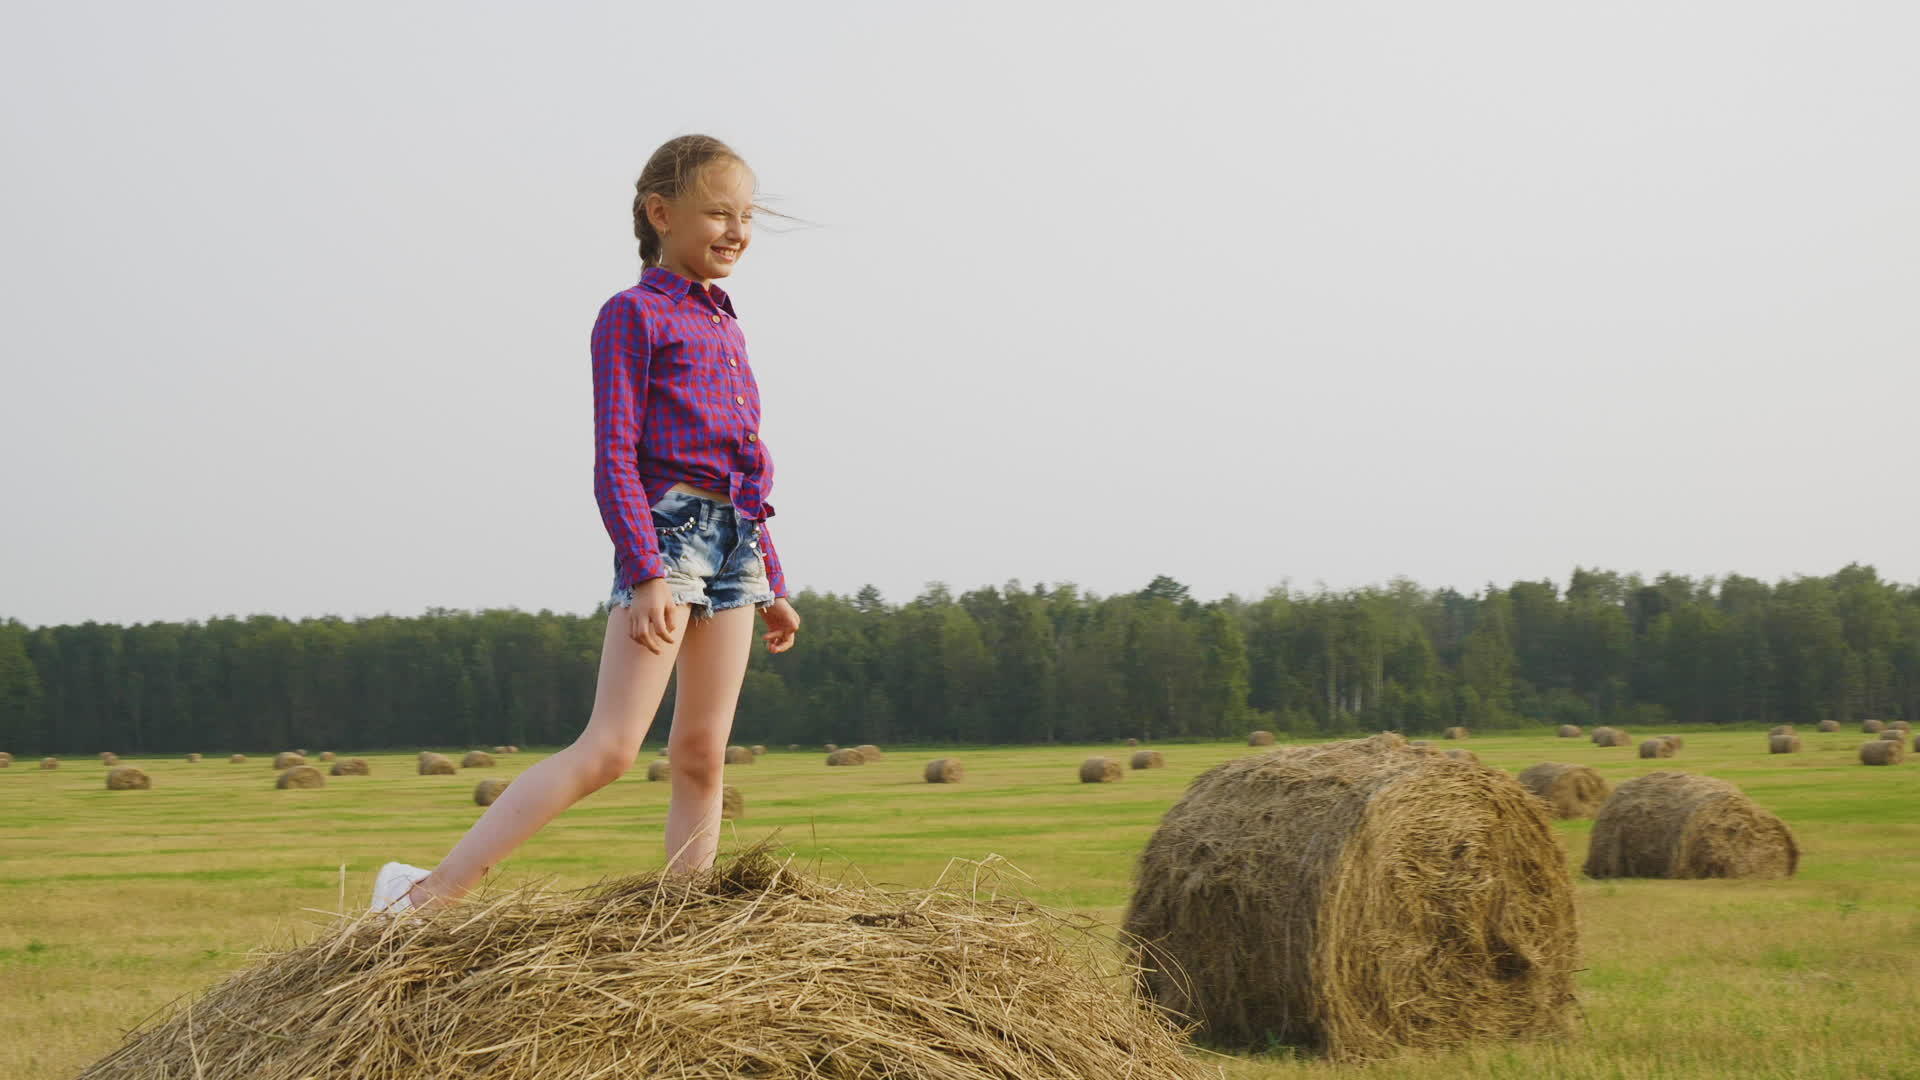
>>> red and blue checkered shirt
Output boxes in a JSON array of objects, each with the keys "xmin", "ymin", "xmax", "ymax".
[{"xmin": 592, "ymin": 265, "xmax": 787, "ymax": 599}]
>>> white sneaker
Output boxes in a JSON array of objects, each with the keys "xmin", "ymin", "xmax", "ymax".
[{"xmin": 371, "ymin": 861, "xmax": 432, "ymax": 915}]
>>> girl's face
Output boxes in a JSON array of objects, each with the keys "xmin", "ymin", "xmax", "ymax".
[{"xmin": 651, "ymin": 161, "xmax": 754, "ymax": 284}]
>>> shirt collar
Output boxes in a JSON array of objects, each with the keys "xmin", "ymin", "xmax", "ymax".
[{"xmin": 640, "ymin": 265, "xmax": 736, "ymax": 317}]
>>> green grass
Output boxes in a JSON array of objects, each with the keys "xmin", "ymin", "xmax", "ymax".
[{"xmin": 3, "ymin": 730, "xmax": 1919, "ymax": 1078}]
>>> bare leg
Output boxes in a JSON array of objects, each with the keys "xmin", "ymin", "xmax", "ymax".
[
  {"xmin": 664, "ymin": 602, "xmax": 757, "ymax": 874},
  {"xmin": 404, "ymin": 602, "xmax": 688, "ymax": 909}
]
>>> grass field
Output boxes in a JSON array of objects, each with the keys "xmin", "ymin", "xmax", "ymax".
[{"xmin": 4, "ymin": 730, "xmax": 1918, "ymax": 1079}]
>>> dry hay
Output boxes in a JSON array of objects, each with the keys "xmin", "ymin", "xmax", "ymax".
[
  {"xmin": 1818, "ymin": 719, "xmax": 1840, "ymax": 732},
  {"xmin": 1247, "ymin": 730, "xmax": 1276, "ymax": 746},
  {"xmin": 1860, "ymin": 740, "xmax": 1905, "ymax": 766},
  {"xmin": 319, "ymin": 751, "xmax": 336, "ymax": 762},
  {"xmin": 99, "ymin": 751, "xmax": 118, "ymax": 763},
  {"xmin": 296, "ymin": 748, "xmax": 308, "ymax": 756},
  {"xmin": 1122, "ymin": 732, "xmax": 1577, "ymax": 1062},
  {"xmin": 1769, "ymin": 724, "xmax": 1795, "ymax": 736},
  {"xmin": 1593, "ymin": 728, "xmax": 1632, "ymax": 747},
  {"xmin": 1443, "ymin": 726, "xmax": 1470, "ymax": 740},
  {"xmin": 724, "ymin": 745, "xmax": 755, "ymax": 765},
  {"xmin": 492, "ymin": 745, "xmax": 511, "ymax": 754},
  {"xmin": 1126, "ymin": 737, "xmax": 1140, "ymax": 747},
  {"xmin": 1879, "ymin": 730, "xmax": 1904, "ymax": 742},
  {"xmin": 418, "ymin": 753, "xmax": 456, "ymax": 776},
  {"xmin": 1638, "ymin": 737, "xmax": 1676, "ymax": 759},
  {"xmin": 1515, "ymin": 762, "xmax": 1610, "ymax": 819},
  {"xmin": 1862, "ymin": 718, "xmax": 1886, "ymax": 733},
  {"xmin": 1556, "ymin": 725, "xmax": 1582, "ymax": 738},
  {"xmin": 1131, "ymin": 750, "xmax": 1167, "ymax": 769},
  {"xmin": 1663, "ymin": 734, "xmax": 1685, "ymax": 751},
  {"xmin": 185, "ymin": 753, "xmax": 201, "ymax": 763},
  {"xmin": 1769, "ymin": 734, "xmax": 1803, "ymax": 754},
  {"xmin": 1079, "ymin": 756, "xmax": 1123, "ymax": 783},
  {"xmin": 823, "ymin": 742, "xmax": 839, "ymax": 752},
  {"xmin": 1891, "ymin": 720, "xmax": 1913, "ymax": 732},
  {"xmin": 474, "ymin": 778, "xmax": 511, "ymax": 806},
  {"xmin": 924, "ymin": 757, "xmax": 964, "ymax": 783},
  {"xmin": 825, "ymin": 748, "xmax": 865, "ymax": 766},
  {"xmin": 74, "ymin": 841, "xmax": 1209, "ymax": 1080},
  {"xmin": 1443, "ymin": 748, "xmax": 1480, "ymax": 763},
  {"xmin": 275, "ymin": 765, "xmax": 326, "ymax": 790},
  {"xmin": 105, "ymin": 766, "xmax": 151, "ymax": 790},
  {"xmin": 0, "ymin": 756, "xmax": 8, "ymax": 769},
  {"xmin": 721, "ymin": 785, "xmax": 743, "ymax": 820},
  {"xmin": 750, "ymin": 744, "xmax": 767, "ymax": 756},
  {"xmin": 273, "ymin": 751, "xmax": 306, "ymax": 769},
  {"xmin": 646, "ymin": 759, "xmax": 671, "ymax": 781},
  {"xmin": 41, "ymin": 757, "xmax": 59, "ymax": 769},
  {"xmin": 855, "ymin": 744, "xmax": 884, "ymax": 761},
  {"xmin": 1583, "ymin": 771, "xmax": 1798, "ymax": 879},
  {"xmin": 0, "ymin": 751, "xmax": 12, "ymax": 764},
  {"xmin": 462, "ymin": 750, "xmax": 495, "ymax": 769},
  {"xmin": 331, "ymin": 758, "xmax": 371, "ymax": 776},
  {"xmin": 229, "ymin": 754, "xmax": 247, "ymax": 763}
]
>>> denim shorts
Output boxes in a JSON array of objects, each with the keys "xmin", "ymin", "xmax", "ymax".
[{"xmin": 610, "ymin": 490, "xmax": 776, "ymax": 623}]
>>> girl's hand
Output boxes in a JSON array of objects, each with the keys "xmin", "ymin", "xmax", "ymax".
[
  {"xmin": 627, "ymin": 578, "xmax": 682, "ymax": 655},
  {"xmin": 758, "ymin": 597, "xmax": 799, "ymax": 654}
]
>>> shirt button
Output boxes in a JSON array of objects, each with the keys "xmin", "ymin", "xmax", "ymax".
[
  {"xmin": 734, "ymin": 394, "xmax": 744, "ymax": 405},
  {"xmin": 747, "ymin": 433, "xmax": 757, "ymax": 442},
  {"xmin": 710, "ymin": 314, "xmax": 721, "ymax": 323},
  {"xmin": 729, "ymin": 358, "xmax": 737, "ymax": 367}
]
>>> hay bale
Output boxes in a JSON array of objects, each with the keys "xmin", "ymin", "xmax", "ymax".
[
  {"xmin": 1131, "ymin": 750, "xmax": 1166, "ymax": 769},
  {"xmin": 750, "ymin": 744, "xmax": 766, "ymax": 756},
  {"xmin": 855, "ymin": 744, "xmax": 884, "ymax": 761},
  {"xmin": 229, "ymin": 754, "xmax": 246, "ymax": 763},
  {"xmin": 474, "ymin": 778, "xmax": 511, "ymax": 806},
  {"xmin": 418, "ymin": 753, "xmax": 456, "ymax": 776},
  {"xmin": 273, "ymin": 751, "xmax": 306, "ymax": 769},
  {"xmin": 1122, "ymin": 732, "xmax": 1577, "ymax": 1061},
  {"xmin": 1768, "ymin": 724, "xmax": 1794, "ymax": 736},
  {"xmin": 0, "ymin": 751, "xmax": 12, "ymax": 764},
  {"xmin": 1590, "ymin": 726, "xmax": 1615, "ymax": 744},
  {"xmin": 462, "ymin": 751, "xmax": 495, "ymax": 768},
  {"xmin": 924, "ymin": 758, "xmax": 964, "ymax": 783},
  {"xmin": 331, "ymin": 758, "xmax": 370, "ymax": 776},
  {"xmin": 296, "ymin": 749, "xmax": 307, "ymax": 756},
  {"xmin": 1890, "ymin": 720, "xmax": 1912, "ymax": 732},
  {"xmin": 1079, "ymin": 757, "xmax": 1123, "ymax": 783},
  {"xmin": 275, "ymin": 765, "xmax": 325, "ymax": 790},
  {"xmin": 646, "ymin": 759, "xmax": 670, "ymax": 781},
  {"xmin": 786, "ymin": 744, "xmax": 800, "ymax": 752},
  {"xmin": 0, "ymin": 757, "xmax": 8, "ymax": 768},
  {"xmin": 1584, "ymin": 771, "xmax": 1798, "ymax": 879},
  {"xmin": 1556, "ymin": 725, "xmax": 1582, "ymax": 738},
  {"xmin": 823, "ymin": 742, "xmax": 839, "ymax": 752},
  {"xmin": 1768, "ymin": 734, "xmax": 1802, "ymax": 754},
  {"xmin": 724, "ymin": 745, "xmax": 755, "ymax": 765},
  {"xmin": 492, "ymin": 745, "xmax": 511, "ymax": 754},
  {"xmin": 1879, "ymin": 730, "xmax": 1904, "ymax": 742},
  {"xmin": 1662, "ymin": 734, "xmax": 1685, "ymax": 751},
  {"xmin": 1126, "ymin": 737, "xmax": 1140, "ymax": 747},
  {"xmin": 1863, "ymin": 718, "xmax": 1886, "ymax": 733},
  {"xmin": 41, "ymin": 757, "xmax": 58, "ymax": 769},
  {"xmin": 1443, "ymin": 748, "xmax": 1480, "ymax": 763},
  {"xmin": 1638, "ymin": 738, "xmax": 1675, "ymax": 759},
  {"xmin": 1593, "ymin": 728, "xmax": 1631, "ymax": 747},
  {"xmin": 1443, "ymin": 726, "xmax": 1470, "ymax": 740},
  {"xmin": 318, "ymin": 751, "xmax": 335, "ymax": 762},
  {"xmin": 105, "ymin": 766, "xmax": 151, "ymax": 790},
  {"xmin": 185, "ymin": 753, "xmax": 201, "ymax": 763},
  {"xmin": 721, "ymin": 785, "xmax": 743, "ymax": 820},
  {"xmin": 826, "ymin": 748, "xmax": 865, "ymax": 766},
  {"xmin": 1860, "ymin": 740, "xmax": 1904, "ymax": 766},
  {"xmin": 1817, "ymin": 719, "xmax": 1840, "ymax": 732},
  {"xmin": 1247, "ymin": 730, "xmax": 1276, "ymax": 746},
  {"xmin": 74, "ymin": 841, "xmax": 1211, "ymax": 1080},
  {"xmin": 1515, "ymin": 763, "xmax": 1610, "ymax": 819},
  {"xmin": 99, "ymin": 751, "xmax": 118, "ymax": 763}
]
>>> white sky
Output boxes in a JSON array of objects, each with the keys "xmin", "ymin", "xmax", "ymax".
[{"xmin": 4, "ymin": 0, "xmax": 1916, "ymax": 628}]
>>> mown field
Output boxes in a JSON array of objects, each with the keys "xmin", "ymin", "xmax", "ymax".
[{"xmin": 3, "ymin": 729, "xmax": 1918, "ymax": 1079}]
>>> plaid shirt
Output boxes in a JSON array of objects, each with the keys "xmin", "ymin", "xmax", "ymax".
[{"xmin": 592, "ymin": 265, "xmax": 786, "ymax": 599}]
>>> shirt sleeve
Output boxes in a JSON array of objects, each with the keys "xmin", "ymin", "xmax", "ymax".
[
  {"xmin": 755, "ymin": 518, "xmax": 788, "ymax": 600},
  {"xmin": 592, "ymin": 294, "xmax": 665, "ymax": 590}
]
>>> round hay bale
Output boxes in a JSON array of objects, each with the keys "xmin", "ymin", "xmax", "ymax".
[
  {"xmin": 229, "ymin": 754, "xmax": 247, "ymax": 764},
  {"xmin": 330, "ymin": 758, "xmax": 370, "ymax": 776},
  {"xmin": 1122, "ymin": 732, "xmax": 1577, "ymax": 1061},
  {"xmin": 275, "ymin": 765, "xmax": 326, "ymax": 790},
  {"xmin": 0, "ymin": 751, "xmax": 12, "ymax": 764},
  {"xmin": 1817, "ymin": 719, "xmax": 1840, "ymax": 732},
  {"xmin": 1443, "ymin": 748, "xmax": 1480, "ymax": 763},
  {"xmin": 99, "ymin": 751, "xmax": 117, "ymax": 763},
  {"xmin": 724, "ymin": 745, "xmax": 755, "ymax": 765},
  {"xmin": 1584, "ymin": 771, "xmax": 1798, "ymax": 879},
  {"xmin": 1768, "ymin": 734, "xmax": 1802, "ymax": 754},
  {"xmin": 1556, "ymin": 725, "xmax": 1582, "ymax": 738},
  {"xmin": 1126, "ymin": 737, "xmax": 1140, "ymax": 747},
  {"xmin": 185, "ymin": 753, "xmax": 201, "ymax": 763},
  {"xmin": 1247, "ymin": 730, "xmax": 1276, "ymax": 746},
  {"xmin": 492, "ymin": 745, "xmax": 511, "ymax": 754},
  {"xmin": 319, "ymin": 751, "xmax": 335, "ymax": 762},
  {"xmin": 1594, "ymin": 728, "xmax": 1631, "ymax": 747},
  {"xmin": 105, "ymin": 766, "xmax": 151, "ymax": 790},
  {"xmin": 1862, "ymin": 718, "xmax": 1886, "ymax": 733},
  {"xmin": 1515, "ymin": 763, "xmax": 1610, "ymax": 819},
  {"xmin": 720, "ymin": 785, "xmax": 743, "ymax": 820},
  {"xmin": 826, "ymin": 748, "xmax": 864, "ymax": 766},
  {"xmin": 1638, "ymin": 738, "xmax": 1675, "ymax": 759},
  {"xmin": 786, "ymin": 743, "xmax": 800, "ymax": 752},
  {"xmin": 1590, "ymin": 726, "xmax": 1616, "ymax": 744},
  {"xmin": 1443, "ymin": 726, "xmax": 1470, "ymax": 740},
  {"xmin": 1890, "ymin": 720, "xmax": 1912, "ymax": 732},
  {"xmin": 1078, "ymin": 757, "xmax": 1123, "ymax": 783},
  {"xmin": 750, "ymin": 744, "xmax": 766, "ymax": 756},
  {"xmin": 823, "ymin": 742, "xmax": 839, "ymax": 753},
  {"xmin": 40, "ymin": 757, "xmax": 58, "ymax": 769},
  {"xmin": 0, "ymin": 757, "xmax": 8, "ymax": 768},
  {"xmin": 924, "ymin": 758, "xmax": 964, "ymax": 783},
  {"xmin": 461, "ymin": 751, "xmax": 495, "ymax": 769},
  {"xmin": 1768, "ymin": 724, "xmax": 1795, "ymax": 736},
  {"xmin": 646, "ymin": 759, "xmax": 671, "ymax": 781},
  {"xmin": 418, "ymin": 753, "xmax": 456, "ymax": 776},
  {"xmin": 474, "ymin": 778, "xmax": 511, "ymax": 806},
  {"xmin": 73, "ymin": 841, "xmax": 1213, "ymax": 1080},
  {"xmin": 1860, "ymin": 740, "xmax": 1904, "ymax": 766},
  {"xmin": 273, "ymin": 751, "xmax": 306, "ymax": 769},
  {"xmin": 1878, "ymin": 730, "xmax": 1904, "ymax": 742},
  {"xmin": 855, "ymin": 744, "xmax": 883, "ymax": 761},
  {"xmin": 1662, "ymin": 734, "xmax": 1684, "ymax": 751},
  {"xmin": 296, "ymin": 748, "xmax": 307, "ymax": 756},
  {"xmin": 1130, "ymin": 750, "xmax": 1166, "ymax": 769}
]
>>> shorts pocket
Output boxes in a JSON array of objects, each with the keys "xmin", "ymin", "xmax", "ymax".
[{"xmin": 651, "ymin": 502, "xmax": 701, "ymax": 539}]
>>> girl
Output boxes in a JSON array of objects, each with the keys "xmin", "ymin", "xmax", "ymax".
[{"xmin": 371, "ymin": 134, "xmax": 802, "ymax": 915}]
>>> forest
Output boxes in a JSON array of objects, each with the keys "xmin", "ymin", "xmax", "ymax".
[{"xmin": 2, "ymin": 564, "xmax": 1915, "ymax": 755}]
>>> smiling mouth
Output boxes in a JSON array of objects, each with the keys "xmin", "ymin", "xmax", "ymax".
[{"xmin": 712, "ymin": 247, "xmax": 739, "ymax": 261}]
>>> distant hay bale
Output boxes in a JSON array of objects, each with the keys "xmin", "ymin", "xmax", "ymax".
[
  {"xmin": 724, "ymin": 746, "xmax": 755, "ymax": 765},
  {"xmin": 462, "ymin": 751, "xmax": 495, "ymax": 768},
  {"xmin": 106, "ymin": 766, "xmax": 151, "ymax": 790},
  {"xmin": 1593, "ymin": 728, "xmax": 1631, "ymax": 747},
  {"xmin": 41, "ymin": 757, "xmax": 59, "ymax": 769},
  {"xmin": 1769, "ymin": 734, "xmax": 1802, "ymax": 754},
  {"xmin": 1584, "ymin": 771, "xmax": 1798, "ymax": 879},
  {"xmin": 1663, "ymin": 734, "xmax": 1684, "ymax": 751},
  {"xmin": 1638, "ymin": 738, "xmax": 1676, "ymax": 759},
  {"xmin": 826, "ymin": 749, "xmax": 865, "ymax": 766},
  {"xmin": 275, "ymin": 765, "xmax": 326, "ymax": 790},
  {"xmin": 418, "ymin": 753, "xmax": 456, "ymax": 776},
  {"xmin": 1556, "ymin": 725, "xmax": 1582, "ymax": 738},
  {"xmin": 1817, "ymin": 719, "xmax": 1840, "ymax": 732},
  {"xmin": 0, "ymin": 751, "xmax": 12, "ymax": 764},
  {"xmin": 1078, "ymin": 757, "xmax": 1123, "ymax": 783},
  {"xmin": 1131, "ymin": 750, "xmax": 1166, "ymax": 769},
  {"xmin": 1122, "ymin": 732, "xmax": 1577, "ymax": 1062},
  {"xmin": 1590, "ymin": 726, "xmax": 1616, "ymax": 744},
  {"xmin": 492, "ymin": 745, "xmax": 511, "ymax": 754},
  {"xmin": 319, "ymin": 751, "xmax": 335, "ymax": 762},
  {"xmin": 1443, "ymin": 748, "xmax": 1480, "ymax": 763},
  {"xmin": 505, "ymin": 745, "xmax": 520, "ymax": 754},
  {"xmin": 185, "ymin": 753, "xmax": 201, "ymax": 763},
  {"xmin": 72, "ymin": 841, "xmax": 1211, "ymax": 1080},
  {"xmin": 1515, "ymin": 763, "xmax": 1610, "ymax": 818},
  {"xmin": 823, "ymin": 742, "xmax": 839, "ymax": 753},
  {"xmin": 1862, "ymin": 718, "xmax": 1886, "ymax": 733},
  {"xmin": 1443, "ymin": 726, "xmax": 1470, "ymax": 740},
  {"xmin": 1890, "ymin": 720, "xmax": 1912, "ymax": 732},
  {"xmin": 855, "ymin": 744, "xmax": 883, "ymax": 761},
  {"xmin": 296, "ymin": 748, "xmax": 307, "ymax": 756},
  {"xmin": 0, "ymin": 756, "xmax": 8, "ymax": 769},
  {"xmin": 786, "ymin": 744, "xmax": 800, "ymax": 752},
  {"xmin": 750, "ymin": 745, "xmax": 766, "ymax": 756},
  {"xmin": 229, "ymin": 754, "xmax": 246, "ymax": 763},
  {"xmin": 646, "ymin": 759, "xmax": 670, "ymax": 781},
  {"xmin": 330, "ymin": 758, "xmax": 370, "ymax": 776},
  {"xmin": 1860, "ymin": 740, "xmax": 1904, "ymax": 766},
  {"xmin": 1247, "ymin": 730, "xmax": 1276, "ymax": 746},
  {"xmin": 1126, "ymin": 737, "xmax": 1140, "ymax": 747},
  {"xmin": 99, "ymin": 751, "xmax": 118, "ymax": 763},
  {"xmin": 1879, "ymin": 730, "xmax": 1903, "ymax": 742},
  {"xmin": 1769, "ymin": 725, "xmax": 1795, "ymax": 736},
  {"xmin": 474, "ymin": 778, "xmax": 511, "ymax": 806},
  {"xmin": 721, "ymin": 785, "xmax": 743, "ymax": 820},
  {"xmin": 273, "ymin": 752, "xmax": 306, "ymax": 769},
  {"xmin": 924, "ymin": 758, "xmax": 964, "ymax": 783}
]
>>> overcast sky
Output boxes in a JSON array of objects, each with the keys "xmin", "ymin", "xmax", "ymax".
[{"xmin": 4, "ymin": 1, "xmax": 1916, "ymax": 629}]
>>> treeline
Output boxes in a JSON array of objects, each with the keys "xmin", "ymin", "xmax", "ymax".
[{"xmin": 1, "ymin": 564, "xmax": 1915, "ymax": 756}]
